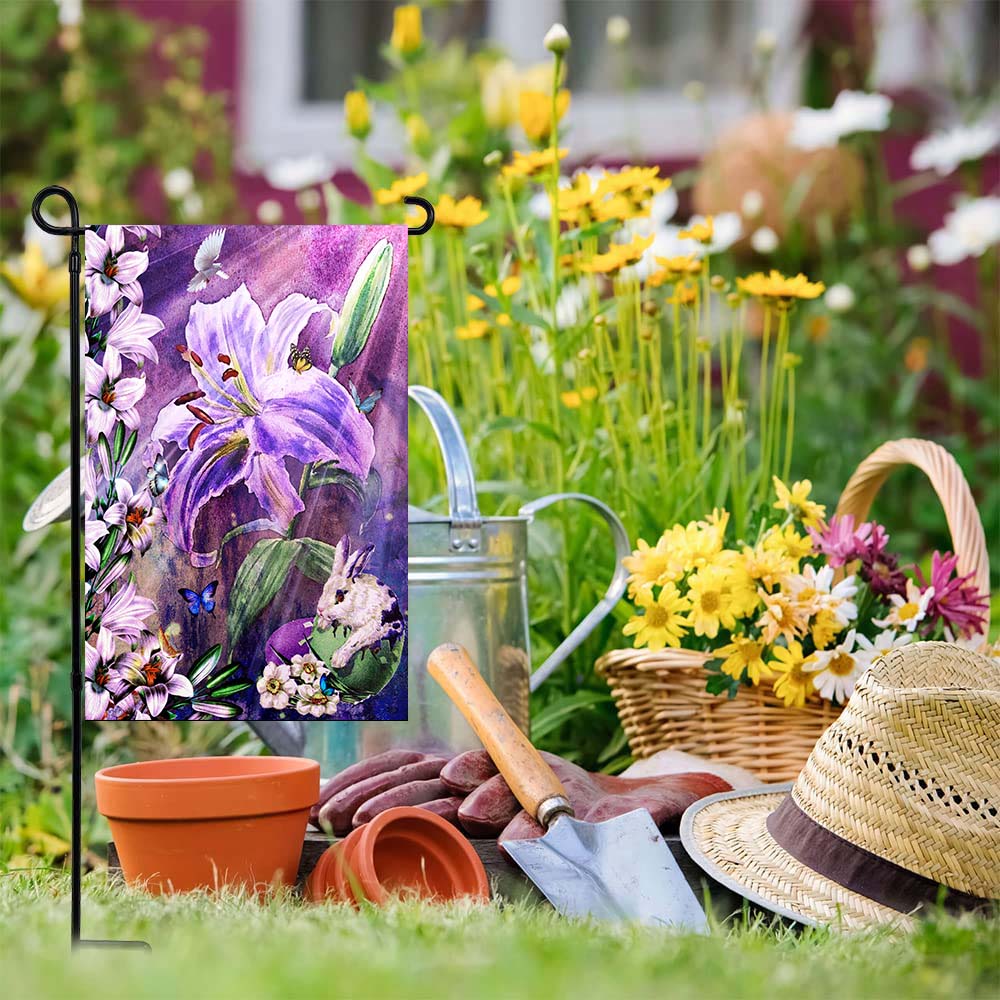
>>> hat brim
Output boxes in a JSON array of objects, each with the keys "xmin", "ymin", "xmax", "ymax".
[{"xmin": 680, "ymin": 785, "xmax": 914, "ymax": 930}]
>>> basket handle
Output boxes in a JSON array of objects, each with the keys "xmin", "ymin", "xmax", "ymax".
[{"xmin": 835, "ymin": 438, "xmax": 990, "ymax": 619}]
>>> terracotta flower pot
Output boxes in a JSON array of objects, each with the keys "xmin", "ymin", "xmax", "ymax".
[
  {"xmin": 96, "ymin": 756, "xmax": 319, "ymax": 894},
  {"xmin": 306, "ymin": 807, "xmax": 490, "ymax": 905},
  {"xmin": 692, "ymin": 111, "xmax": 864, "ymax": 251}
]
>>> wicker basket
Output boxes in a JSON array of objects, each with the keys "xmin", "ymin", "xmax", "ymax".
[{"xmin": 596, "ymin": 439, "xmax": 990, "ymax": 783}]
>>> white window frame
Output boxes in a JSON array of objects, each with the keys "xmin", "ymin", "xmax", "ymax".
[{"xmin": 241, "ymin": 0, "xmax": 808, "ymax": 168}]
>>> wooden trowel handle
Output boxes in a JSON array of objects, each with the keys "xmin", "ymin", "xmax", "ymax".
[{"xmin": 428, "ymin": 643, "xmax": 572, "ymax": 825}]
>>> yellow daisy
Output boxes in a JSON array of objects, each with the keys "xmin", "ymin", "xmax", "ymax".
[
  {"xmin": 742, "ymin": 543, "xmax": 794, "ymax": 591},
  {"xmin": 501, "ymin": 147, "xmax": 568, "ymax": 180},
  {"xmin": 679, "ymin": 216, "xmax": 714, "ymax": 243},
  {"xmin": 757, "ymin": 587, "xmax": 810, "ymax": 644},
  {"xmin": 623, "ymin": 538, "xmax": 675, "ymax": 594},
  {"xmin": 810, "ymin": 607, "xmax": 843, "ymax": 650},
  {"xmin": 769, "ymin": 640, "xmax": 817, "ymax": 708},
  {"xmin": 647, "ymin": 254, "xmax": 703, "ymax": 287},
  {"xmin": 736, "ymin": 270, "xmax": 826, "ymax": 303},
  {"xmin": 622, "ymin": 583, "xmax": 691, "ymax": 651},
  {"xmin": 761, "ymin": 523, "xmax": 815, "ymax": 563},
  {"xmin": 717, "ymin": 635, "xmax": 770, "ymax": 685},
  {"xmin": 666, "ymin": 280, "xmax": 698, "ymax": 306},
  {"xmin": 456, "ymin": 319, "xmax": 490, "ymax": 341},
  {"xmin": 580, "ymin": 234, "xmax": 654, "ymax": 274},
  {"xmin": 687, "ymin": 565, "xmax": 742, "ymax": 639},
  {"xmin": 374, "ymin": 171, "xmax": 428, "ymax": 205},
  {"xmin": 435, "ymin": 194, "xmax": 488, "ymax": 229},
  {"xmin": 772, "ymin": 476, "xmax": 826, "ymax": 529},
  {"xmin": 560, "ymin": 386, "xmax": 599, "ymax": 409},
  {"xmin": 554, "ymin": 173, "xmax": 597, "ymax": 225}
]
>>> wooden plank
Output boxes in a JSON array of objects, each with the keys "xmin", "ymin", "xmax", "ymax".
[{"xmin": 108, "ymin": 832, "xmax": 742, "ymax": 916}]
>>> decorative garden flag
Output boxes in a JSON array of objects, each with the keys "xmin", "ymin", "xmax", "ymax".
[{"xmin": 83, "ymin": 225, "xmax": 408, "ymax": 722}]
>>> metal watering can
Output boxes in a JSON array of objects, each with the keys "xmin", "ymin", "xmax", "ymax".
[{"xmin": 281, "ymin": 385, "xmax": 630, "ymax": 772}]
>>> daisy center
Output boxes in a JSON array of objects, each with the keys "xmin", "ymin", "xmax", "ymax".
[
  {"xmin": 699, "ymin": 591, "xmax": 721, "ymax": 613},
  {"xmin": 644, "ymin": 605, "xmax": 669, "ymax": 628},
  {"xmin": 898, "ymin": 601, "xmax": 919, "ymax": 620},
  {"xmin": 828, "ymin": 652, "xmax": 855, "ymax": 676},
  {"xmin": 738, "ymin": 641, "xmax": 763, "ymax": 664}
]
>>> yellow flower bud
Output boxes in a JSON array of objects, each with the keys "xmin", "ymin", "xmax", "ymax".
[
  {"xmin": 391, "ymin": 5, "xmax": 423, "ymax": 57},
  {"xmin": 405, "ymin": 113, "xmax": 430, "ymax": 147},
  {"xmin": 519, "ymin": 89, "xmax": 570, "ymax": 145},
  {"xmin": 344, "ymin": 90, "xmax": 371, "ymax": 140}
]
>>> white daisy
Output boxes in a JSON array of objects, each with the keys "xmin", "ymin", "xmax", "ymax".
[
  {"xmin": 928, "ymin": 196, "xmax": 1000, "ymax": 266},
  {"xmin": 256, "ymin": 662, "xmax": 297, "ymax": 711},
  {"xmin": 294, "ymin": 682, "xmax": 340, "ymax": 717},
  {"xmin": 873, "ymin": 580, "xmax": 934, "ymax": 633},
  {"xmin": 854, "ymin": 629, "xmax": 914, "ymax": 671},
  {"xmin": 911, "ymin": 121, "xmax": 1000, "ymax": 176},
  {"xmin": 805, "ymin": 628, "xmax": 862, "ymax": 702},
  {"xmin": 289, "ymin": 652, "xmax": 324, "ymax": 685},
  {"xmin": 786, "ymin": 564, "xmax": 859, "ymax": 626}
]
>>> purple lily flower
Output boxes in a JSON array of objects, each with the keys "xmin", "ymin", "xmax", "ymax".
[
  {"xmin": 118, "ymin": 631, "xmax": 192, "ymax": 718},
  {"xmin": 151, "ymin": 283, "xmax": 375, "ymax": 553},
  {"xmin": 85, "ymin": 351, "xmax": 145, "ymax": 443},
  {"xmin": 103, "ymin": 479, "xmax": 163, "ymax": 554},
  {"xmin": 85, "ymin": 628, "xmax": 128, "ymax": 719},
  {"xmin": 104, "ymin": 303, "xmax": 163, "ymax": 367},
  {"xmin": 85, "ymin": 226, "xmax": 149, "ymax": 317},
  {"xmin": 122, "ymin": 225, "xmax": 161, "ymax": 241},
  {"xmin": 98, "ymin": 578, "xmax": 156, "ymax": 642}
]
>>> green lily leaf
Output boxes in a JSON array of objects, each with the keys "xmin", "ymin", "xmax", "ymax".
[{"xmin": 227, "ymin": 538, "xmax": 301, "ymax": 649}]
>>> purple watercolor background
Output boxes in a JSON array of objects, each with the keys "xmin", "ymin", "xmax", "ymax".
[{"xmin": 94, "ymin": 225, "xmax": 408, "ymax": 721}]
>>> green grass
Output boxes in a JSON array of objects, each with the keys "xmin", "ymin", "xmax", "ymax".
[{"xmin": 1, "ymin": 872, "xmax": 997, "ymax": 999}]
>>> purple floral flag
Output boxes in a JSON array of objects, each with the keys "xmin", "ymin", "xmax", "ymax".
[{"xmin": 83, "ymin": 225, "xmax": 408, "ymax": 722}]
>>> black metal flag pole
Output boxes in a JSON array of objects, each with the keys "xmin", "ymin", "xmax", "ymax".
[
  {"xmin": 31, "ymin": 186, "xmax": 434, "ymax": 952},
  {"xmin": 32, "ymin": 185, "xmax": 150, "ymax": 953}
]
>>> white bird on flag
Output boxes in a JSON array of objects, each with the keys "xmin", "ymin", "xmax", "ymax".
[{"xmin": 187, "ymin": 228, "xmax": 229, "ymax": 292}]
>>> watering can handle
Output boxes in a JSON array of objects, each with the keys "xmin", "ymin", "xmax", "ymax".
[
  {"xmin": 520, "ymin": 493, "xmax": 631, "ymax": 692},
  {"xmin": 408, "ymin": 385, "xmax": 482, "ymax": 544}
]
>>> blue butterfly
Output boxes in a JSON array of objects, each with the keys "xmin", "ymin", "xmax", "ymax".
[
  {"xmin": 349, "ymin": 380, "xmax": 382, "ymax": 415},
  {"xmin": 318, "ymin": 673, "xmax": 338, "ymax": 699},
  {"xmin": 178, "ymin": 580, "xmax": 218, "ymax": 616},
  {"xmin": 147, "ymin": 456, "xmax": 169, "ymax": 497}
]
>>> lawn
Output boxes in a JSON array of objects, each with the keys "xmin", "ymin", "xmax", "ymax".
[{"xmin": 1, "ymin": 872, "xmax": 997, "ymax": 999}]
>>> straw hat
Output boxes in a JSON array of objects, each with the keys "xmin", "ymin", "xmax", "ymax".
[{"xmin": 681, "ymin": 642, "xmax": 1000, "ymax": 928}]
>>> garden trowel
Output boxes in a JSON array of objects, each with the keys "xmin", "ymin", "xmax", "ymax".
[{"xmin": 427, "ymin": 644, "xmax": 709, "ymax": 930}]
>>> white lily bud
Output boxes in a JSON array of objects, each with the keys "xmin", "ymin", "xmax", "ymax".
[
  {"xmin": 907, "ymin": 244, "xmax": 932, "ymax": 272},
  {"xmin": 824, "ymin": 282, "xmax": 856, "ymax": 313},
  {"xmin": 544, "ymin": 23, "xmax": 571, "ymax": 55},
  {"xmin": 751, "ymin": 226, "xmax": 779, "ymax": 254},
  {"xmin": 606, "ymin": 16, "xmax": 630, "ymax": 46},
  {"xmin": 741, "ymin": 189, "xmax": 765, "ymax": 220}
]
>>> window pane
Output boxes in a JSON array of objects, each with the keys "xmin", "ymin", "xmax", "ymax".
[
  {"xmin": 302, "ymin": 0, "xmax": 489, "ymax": 103},
  {"xmin": 563, "ymin": 0, "xmax": 755, "ymax": 93}
]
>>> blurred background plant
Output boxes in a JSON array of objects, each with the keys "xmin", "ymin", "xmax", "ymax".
[{"xmin": 1, "ymin": 0, "xmax": 996, "ymax": 862}]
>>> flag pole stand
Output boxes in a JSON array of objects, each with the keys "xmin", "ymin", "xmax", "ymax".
[
  {"xmin": 32, "ymin": 185, "xmax": 151, "ymax": 953},
  {"xmin": 31, "ymin": 186, "xmax": 434, "ymax": 953}
]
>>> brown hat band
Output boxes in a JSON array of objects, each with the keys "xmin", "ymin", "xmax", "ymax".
[{"xmin": 766, "ymin": 796, "xmax": 992, "ymax": 915}]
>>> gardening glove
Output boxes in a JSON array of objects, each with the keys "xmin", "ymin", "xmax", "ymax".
[{"xmin": 311, "ymin": 750, "xmax": 454, "ymax": 834}]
